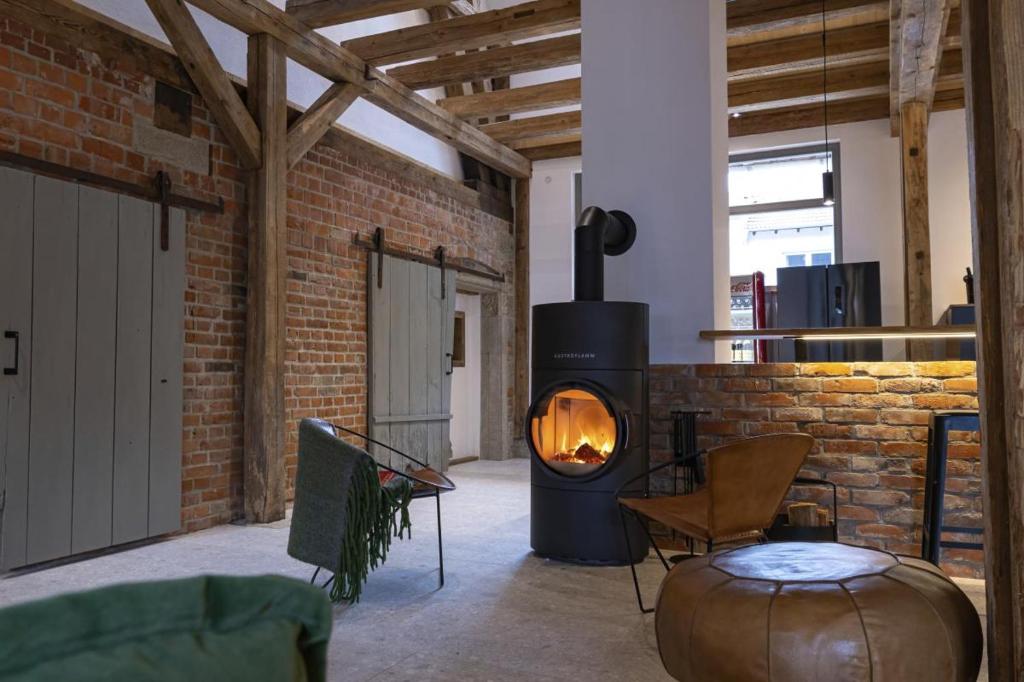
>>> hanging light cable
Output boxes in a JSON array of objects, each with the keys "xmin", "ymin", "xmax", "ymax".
[{"xmin": 821, "ymin": 0, "xmax": 836, "ymax": 206}]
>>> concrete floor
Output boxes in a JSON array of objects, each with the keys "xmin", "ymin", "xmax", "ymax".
[{"xmin": 0, "ymin": 459, "xmax": 989, "ymax": 681}]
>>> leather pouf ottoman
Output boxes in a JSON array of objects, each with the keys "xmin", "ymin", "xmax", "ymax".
[{"xmin": 656, "ymin": 542, "xmax": 982, "ymax": 681}]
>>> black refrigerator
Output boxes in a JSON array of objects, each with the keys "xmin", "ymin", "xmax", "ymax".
[{"xmin": 775, "ymin": 261, "xmax": 883, "ymax": 362}]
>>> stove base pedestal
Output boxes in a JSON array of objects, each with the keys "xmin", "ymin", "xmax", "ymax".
[{"xmin": 530, "ymin": 484, "xmax": 649, "ymax": 565}]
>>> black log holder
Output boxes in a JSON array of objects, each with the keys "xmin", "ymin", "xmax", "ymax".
[{"xmin": 667, "ymin": 410, "xmax": 708, "ymax": 563}]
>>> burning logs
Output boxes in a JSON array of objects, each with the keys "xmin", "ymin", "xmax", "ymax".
[{"xmin": 551, "ymin": 442, "xmax": 607, "ymax": 465}]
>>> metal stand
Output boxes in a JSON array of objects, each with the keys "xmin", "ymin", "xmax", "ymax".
[
  {"xmin": 922, "ymin": 411, "xmax": 982, "ymax": 565},
  {"xmin": 435, "ymin": 489, "xmax": 445, "ymax": 588},
  {"xmin": 619, "ymin": 505, "xmax": 670, "ymax": 614},
  {"xmin": 668, "ymin": 410, "xmax": 708, "ymax": 562}
]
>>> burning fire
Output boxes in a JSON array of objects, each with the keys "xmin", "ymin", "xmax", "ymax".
[
  {"xmin": 551, "ymin": 430, "xmax": 614, "ymax": 465},
  {"xmin": 531, "ymin": 388, "xmax": 617, "ymax": 471}
]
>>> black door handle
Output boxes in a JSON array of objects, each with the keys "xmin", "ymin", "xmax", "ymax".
[
  {"xmin": 445, "ymin": 352, "xmax": 454, "ymax": 376},
  {"xmin": 3, "ymin": 331, "xmax": 18, "ymax": 376},
  {"xmin": 833, "ymin": 286, "xmax": 844, "ymax": 317}
]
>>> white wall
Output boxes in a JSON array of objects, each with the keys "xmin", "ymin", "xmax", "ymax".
[
  {"xmin": 731, "ymin": 109, "xmax": 974, "ymax": 326},
  {"xmin": 80, "ymin": 0, "xmax": 463, "ymax": 176},
  {"xmin": 450, "ymin": 293, "xmax": 481, "ymax": 460},
  {"xmin": 582, "ymin": 0, "xmax": 729, "ymax": 364},
  {"xmin": 927, "ymin": 112, "xmax": 975, "ymax": 313},
  {"xmin": 530, "ymin": 158, "xmax": 580, "ymax": 307}
]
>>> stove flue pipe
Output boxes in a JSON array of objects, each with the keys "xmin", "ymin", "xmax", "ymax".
[{"xmin": 574, "ymin": 206, "xmax": 637, "ymax": 301}]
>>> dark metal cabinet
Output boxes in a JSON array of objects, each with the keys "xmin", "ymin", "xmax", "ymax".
[{"xmin": 776, "ymin": 261, "xmax": 883, "ymax": 362}]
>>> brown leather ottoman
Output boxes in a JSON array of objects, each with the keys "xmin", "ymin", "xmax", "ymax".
[{"xmin": 655, "ymin": 542, "xmax": 982, "ymax": 681}]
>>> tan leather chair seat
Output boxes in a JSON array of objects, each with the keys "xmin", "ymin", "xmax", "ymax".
[
  {"xmin": 656, "ymin": 542, "xmax": 983, "ymax": 681},
  {"xmin": 620, "ymin": 489, "xmax": 712, "ymax": 541}
]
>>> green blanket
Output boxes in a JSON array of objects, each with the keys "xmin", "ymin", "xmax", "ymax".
[
  {"xmin": 0, "ymin": 575, "xmax": 332, "ymax": 682},
  {"xmin": 289, "ymin": 419, "xmax": 414, "ymax": 605}
]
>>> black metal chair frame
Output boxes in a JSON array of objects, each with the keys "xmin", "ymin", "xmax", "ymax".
[
  {"xmin": 309, "ymin": 422, "xmax": 455, "ymax": 592},
  {"xmin": 614, "ymin": 451, "xmax": 706, "ymax": 614},
  {"xmin": 922, "ymin": 411, "xmax": 982, "ymax": 565}
]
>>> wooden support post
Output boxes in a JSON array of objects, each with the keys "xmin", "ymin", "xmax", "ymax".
[
  {"xmin": 961, "ymin": 0, "xmax": 1024, "ymax": 676},
  {"xmin": 244, "ymin": 33, "xmax": 288, "ymax": 523},
  {"xmin": 513, "ymin": 173, "xmax": 531, "ymax": 439},
  {"xmin": 899, "ymin": 100, "xmax": 933, "ymax": 359}
]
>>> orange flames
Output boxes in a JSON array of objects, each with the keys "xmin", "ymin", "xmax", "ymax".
[
  {"xmin": 550, "ymin": 422, "xmax": 614, "ymax": 465},
  {"xmin": 531, "ymin": 388, "xmax": 618, "ymax": 472}
]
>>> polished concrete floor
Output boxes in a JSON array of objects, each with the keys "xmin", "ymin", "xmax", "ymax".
[{"xmin": 0, "ymin": 459, "xmax": 988, "ymax": 681}]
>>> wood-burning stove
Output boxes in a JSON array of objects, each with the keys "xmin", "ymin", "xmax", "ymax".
[{"xmin": 526, "ymin": 207, "xmax": 649, "ymax": 564}]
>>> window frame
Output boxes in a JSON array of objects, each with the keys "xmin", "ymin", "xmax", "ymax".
[{"xmin": 728, "ymin": 142, "xmax": 843, "ymax": 264}]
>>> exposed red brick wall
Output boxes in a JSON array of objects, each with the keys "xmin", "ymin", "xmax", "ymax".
[
  {"xmin": 0, "ymin": 16, "xmax": 513, "ymax": 533},
  {"xmin": 650, "ymin": 362, "xmax": 983, "ymax": 578}
]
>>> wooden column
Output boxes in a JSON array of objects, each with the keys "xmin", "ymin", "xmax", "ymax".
[
  {"xmin": 899, "ymin": 100, "xmax": 933, "ymax": 359},
  {"xmin": 244, "ymin": 33, "xmax": 287, "ymax": 523},
  {"xmin": 513, "ymin": 174, "xmax": 531, "ymax": 438},
  {"xmin": 962, "ymin": 0, "xmax": 1024, "ymax": 676}
]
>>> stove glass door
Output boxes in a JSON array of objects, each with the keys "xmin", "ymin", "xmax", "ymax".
[{"xmin": 530, "ymin": 387, "xmax": 618, "ymax": 477}]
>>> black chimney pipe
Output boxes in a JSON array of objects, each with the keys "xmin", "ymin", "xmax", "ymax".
[{"xmin": 574, "ymin": 206, "xmax": 637, "ymax": 301}]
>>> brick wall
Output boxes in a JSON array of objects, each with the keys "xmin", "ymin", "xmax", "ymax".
[
  {"xmin": 650, "ymin": 362, "xmax": 983, "ymax": 578},
  {"xmin": 0, "ymin": 16, "xmax": 514, "ymax": 532}
]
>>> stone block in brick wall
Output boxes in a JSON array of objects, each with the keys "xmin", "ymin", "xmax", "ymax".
[
  {"xmin": 799, "ymin": 363, "xmax": 853, "ymax": 376},
  {"xmin": 914, "ymin": 361, "xmax": 977, "ymax": 377},
  {"xmin": 821, "ymin": 377, "xmax": 879, "ymax": 393},
  {"xmin": 858, "ymin": 362, "xmax": 914, "ymax": 376},
  {"xmin": 650, "ymin": 362, "xmax": 981, "ymax": 577}
]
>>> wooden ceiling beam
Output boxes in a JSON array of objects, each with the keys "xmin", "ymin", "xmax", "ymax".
[
  {"xmin": 343, "ymin": 0, "xmax": 580, "ymax": 66},
  {"xmin": 729, "ymin": 0, "xmax": 881, "ymax": 29},
  {"xmin": 478, "ymin": 110, "xmax": 581, "ymax": 144},
  {"xmin": 889, "ymin": 0, "xmax": 954, "ymax": 134},
  {"xmin": 729, "ymin": 20, "xmax": 890, "ymax": 72},
  {"xmin": 730, "ymin": 94, "xmax": 890, "ymax": 136},
  {"xmin": 730, "ymin": 59, "xmax": 889, "ymax": 107},
  {"xmin": 729, "ymin": 1, "xmax": 888, "ymax": 47},
  {"xmin": 286, "ymin": 82, "xmax": 361, "ymax": 168},
  {"xmin": 144, "ymin": 0, "xmax": 261, "ymax": 170},
  {"xmin": 386, "ymin": 33, "xmax": 580, "ymax": 91},
  {"xmin": 520, "ymin": 140, "xmax": 581, "ymax": 161},
  {"xmin": 439, "ymin": 77, "xmax": 580, "ymax": 119},
  {"xmin": 284, "ymin": 0, "xmax": 449, "ymax": 28},
  {"xmin": 728, "ymin": 47, "xmax": 961, "ymax": 112},
  {"xmin": 509, "ymin": 131, "xmax": 580, "ymax": 151},
  {"xmin": 184, "ymin": 0, "xmax": 530, "ymax": 177}
]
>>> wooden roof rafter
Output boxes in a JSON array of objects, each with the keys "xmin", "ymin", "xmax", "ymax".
[
  {"xmin": 178, "ymin": 0, "xmax": 530, "ymax": 177},
  {"xmin": 284, "ymin": 0, "xmax": 451, "ymax": 28},
  {"xmin": 888, "ymin": 0, "xmax": 956, "ymax": 135},
  {"xmin": 386, "ymin": 32, "xmax": 581, "ymax": 91},
  {"xmin": 342, "ymin": 0, "xmax": 580, "ymax": 67}
]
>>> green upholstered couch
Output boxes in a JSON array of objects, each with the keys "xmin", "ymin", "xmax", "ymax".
[{"xmin": 0, "ymin": 575, "xmax": 332, "ymax": 682}]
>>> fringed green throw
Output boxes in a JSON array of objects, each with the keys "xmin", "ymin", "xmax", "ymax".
[{"xmin": 329, "ymin": 457, "xmax": 413, "ymax": 604}]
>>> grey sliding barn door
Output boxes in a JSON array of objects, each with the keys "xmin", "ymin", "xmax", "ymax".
[
  {"xmin": 368, "ymin": 254, "xmax": 456, "ymax": 472},
  {"xmin": 0, "ymin": 167, "xmax": 184, "ymax": 570}
]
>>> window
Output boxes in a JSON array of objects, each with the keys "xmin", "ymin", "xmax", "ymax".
[
  {"xmin": 729, "ymin": 145, "xmax": 841, "ymax": 286},
  {"xmin": 452, "ymin": 311, "xmax": 466, "ymax": 368},
  {"xmin": 811, "ymin": 252, "xmax": 833, "ymax": 266}
]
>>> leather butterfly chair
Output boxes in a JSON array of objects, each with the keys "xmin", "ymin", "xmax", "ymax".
[{"xmin": 617, "ymin": 432, "xmax": 816, "ymax": 612}]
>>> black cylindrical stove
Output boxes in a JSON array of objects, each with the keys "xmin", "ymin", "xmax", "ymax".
[{"xmin": 526, "ymin": 207, "xmax": 649, "ymax": 565}]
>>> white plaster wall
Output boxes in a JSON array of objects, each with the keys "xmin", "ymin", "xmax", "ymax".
[
  {"xmin": 730, "ymin": 109, "xmax": 974, "ymax": 326},
  {"xmin": 927, "ymin": 112, "xmax": 975, "ymax": 312},
  {"xmin": 450, "ymin": 293, "xmax": 481, "ymax": 460},
  {"xmin": 80, "ymin": 0, "xmax": 463, "ymax": 176},
  {"xmin": 582, "ymin": 0, "xmax": 729, "ymax": 363},
  {"xmin": 529, "ymin": 157, "xmax": 581, "ymax": 307}
]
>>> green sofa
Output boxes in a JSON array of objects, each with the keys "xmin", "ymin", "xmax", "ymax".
[{"xmin": 0, "ymin": 575, "xmax": 332, "ymax": 682}]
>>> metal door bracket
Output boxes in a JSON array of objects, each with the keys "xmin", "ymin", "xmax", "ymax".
[{"xmin": 435, "ymin": 246, "xmax": 447, "ymax": 299}]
